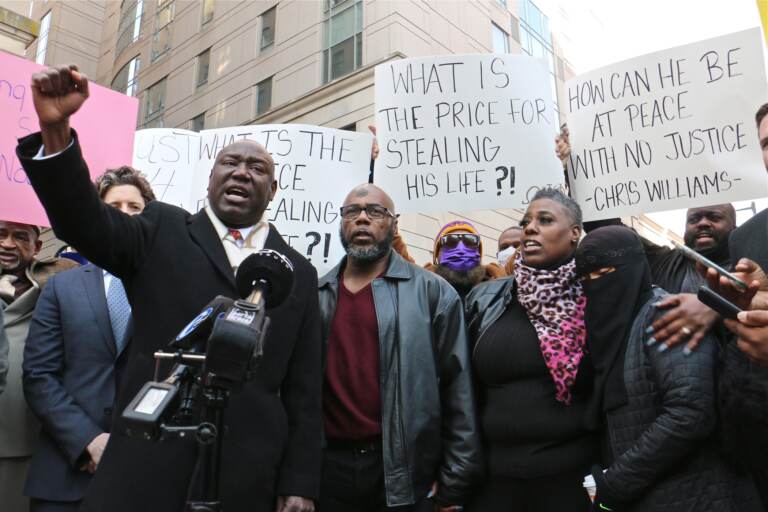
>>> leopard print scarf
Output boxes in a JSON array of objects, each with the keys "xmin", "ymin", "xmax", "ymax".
[{"xmin": 513, "ymin": 251, "xmax": 587, "ymax": 405}]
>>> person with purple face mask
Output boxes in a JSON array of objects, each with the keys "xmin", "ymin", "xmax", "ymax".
[{"xmin": 428, "ymin": 221, "xmax": 506, "ymax": 300}]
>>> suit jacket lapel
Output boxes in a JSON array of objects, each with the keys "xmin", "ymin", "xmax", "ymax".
[
  {"xmin": 264, "ymin": 224, "xmax": 288, "ymax": 253},
  {"xmin": 82, "ymin": 264, "xmax": 117, "ymax": 358},
  {"xmin": 188, "ymin": 211, "xmax": 236, "ymax": 288}
]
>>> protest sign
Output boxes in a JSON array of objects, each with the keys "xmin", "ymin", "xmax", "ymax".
[
  {"xmin": 132, "ymin": 128, "xmax": 201, "ymax": 209},
  {"xmin": 132, "ymin": 124, "xmax": 372, "ymax": 275},
  {"xmin": 0, "ymin": 51, "xmax": 138, "ymax": 226},
  {"xmin": 565, "ymin": 28, "xmax": 768, "ymax": 221},
  {"xmin": 373, "ymin": 54, "xmax": 565, "ymax": 214}
]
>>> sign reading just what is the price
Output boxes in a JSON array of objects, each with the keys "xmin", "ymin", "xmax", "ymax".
[
  {"xmin": 373, "ymin": 54, "xmax": 566, "ymax": 214},
  {"xmin": 133, "ymin": 124, "xmax": 373, "ymax": 276},
  {"xmin": 565, "ymin": 28, "xmax": 768, "ymax": 221}
]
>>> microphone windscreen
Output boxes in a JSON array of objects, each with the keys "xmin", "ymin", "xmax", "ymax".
[{"xmin": 236, "ymin": 250, "xmax": 294, "ymax": 308}]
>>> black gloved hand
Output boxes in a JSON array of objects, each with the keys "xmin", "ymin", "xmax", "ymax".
[{"xmin": 591, "ymin": 464, "xmax": 623, "ymax": 512}]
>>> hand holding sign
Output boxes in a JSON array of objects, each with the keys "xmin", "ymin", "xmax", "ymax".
[{"xmin": 31, "ymin": 65, "xmax": 90, "ymax": 154}]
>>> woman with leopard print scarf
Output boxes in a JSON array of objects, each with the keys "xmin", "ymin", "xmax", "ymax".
[{"xmin": 465, "ymin": 188, "xmax": 598, "ymax": 512}]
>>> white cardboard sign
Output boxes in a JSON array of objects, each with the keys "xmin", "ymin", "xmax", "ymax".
[
  {"xmin": 133, "ymin": 125, "xmax": 372, "ymax": 275},
  {"xmin": 565, "ymin": 28, "xmax": 768, "ymax": 221},
  {"xmin": 373, "ymin": 54, "xmax": 565, "ymax": 213}
]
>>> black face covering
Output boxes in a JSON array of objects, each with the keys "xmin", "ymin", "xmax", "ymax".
[{"xmin": 575, "ymin": 226, "xmax": 653, "ymax": 427}]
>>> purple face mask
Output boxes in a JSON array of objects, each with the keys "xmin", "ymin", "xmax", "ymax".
[{"xmin": 439, "ymin": 242, "xmax": 481, "ymax": 272}]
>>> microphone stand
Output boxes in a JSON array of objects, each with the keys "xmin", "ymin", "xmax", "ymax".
[
  {"xmin": 185, "ymin": 289, "xmax": 269, "ymax": 512},
  {"xmin": 185, "ymin": 375, "xmax": 229, "ymax": 512}
]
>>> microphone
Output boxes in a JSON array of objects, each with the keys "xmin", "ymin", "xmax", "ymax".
[
  {"xmin": 235, "ymin": 249, "xmax": 294, "ymax": 309},
  {"xmin": 170, "ymin": 295, "xmax": 234, "ymax": 350}
]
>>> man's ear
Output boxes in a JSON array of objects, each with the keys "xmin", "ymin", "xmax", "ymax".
[
  {"xmin": 34, "ymin": 239, "xmax": 42, "ymax": 255},
  {"xmin": 269, "ymin": 179, "xmax": 277, "ymax": 201}
]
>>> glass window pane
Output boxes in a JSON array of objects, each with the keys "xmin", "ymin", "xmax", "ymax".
[
  {"xmin": 330, "ymin": 36, "xmax": 354, "ymax": 80},
  {"xmin": 197, "ymin": 49, "xmax": 210, "ymax": 86},
  {"xmin": 510, "ymin": 16, "xmax": 520, "ymax": 42},
  {"xmin": 520, "ymin": 28, "xmax": 531, "ymax": 55},
  {"xmin": 256, "ymin": 77, "xmax": 272, "ymax": 115},
  {"xmin": 323, "ymin": 0, "xmax": 362, "ymax": 83},
  {"xmin": 157, "ymin": 3, "xmax": 173, "ymax": 28},
  {"xmin": 491, "ymin": 23, "xmax": 508, "ymax": 53},
  {"xmin": 192, "ymin": 113, "xmax": 205, "ymax": 131},
  {"xmin": 145, "ymin": 78, "xmax": 166, "ymax": 120},
  {"xmin": 112, "ymin": 56, "xmax": 140, "ymax": 96},
  {"xmin": 35, "ymin": 11, "xmax": 51, "ymax": 64},
  {"xmin": 152, "ymin": 1, "xmax": 173, "ymax": 60},
  {"xmin": 202, "ymin": 0, "xmax": 214, "ymax": 24},
  {"xmin": 328, "ymin": 4, "xmax": 356, "ymax": 47},
  {"xmin": 261, "ymin": 7, "xmax": 275, "ymax": 49}
]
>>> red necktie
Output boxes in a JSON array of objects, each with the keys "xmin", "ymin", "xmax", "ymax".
[{"xmin": 228, "ymin": 229, "xmax": 243, "ymax": 241}]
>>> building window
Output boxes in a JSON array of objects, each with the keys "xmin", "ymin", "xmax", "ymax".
[
  {"xmin": 144, "ymin": 77, "xmax": 167, "ymax": 126},
  {"xmin": 202, "ymin": 0, "xmax": 214, "ymax": 24},
  {"xmin": 497, "ymin": 0, "xmax": 507, "ymax": 6},
  {"xmin": 116, "ymin": 0, "xmax": 144, "ymax": 57},
  {"xmin": 340, "ymin": 122, "xmax": 356, "ymax": 131},
  {"xmin": 519, "ymin": 0, "xmax": 558, "ymax": 114},
  {"xmin": 35, "ymin": 10, "xmax": 51, "ymax": 64},
  {"xmin": 519, "ymin": 0, "xmax": 550, "ymax": 43},
  {"xmin": 491, "ymin": 23, "xmax": 509, "ymax": 53},
  {"xmin": 196, "ymin": 48, "xmax": 210, "ymax": 88},
  {"xmin": 152, "ymin": 0, "xmax": 174, "ymax": 61},
  {"xmin": 256, "ymin": 76, "xmax": 272, "ymax": 115},
  {"xmin": 510, "ymin": 16, "xmax": 520, "ymax": 42},
  {"xmin": 192, "ymin": 113, "xmax": 205, "ymax": 131},
  {"xmin": 111, "ymin": 56, "xmax": 141, "ymax": 96},
  {"xmin": 260, "ymin": 7, "xmax": 275, "ymax": 49},
  {"xmin": 322, "ymin": 0, "xmax": 363, "ymax": 83}
]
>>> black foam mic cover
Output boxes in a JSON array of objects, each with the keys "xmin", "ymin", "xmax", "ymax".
[{"xmin": 235, "ymin": 250, "xmax": 294, "ymax": 309}]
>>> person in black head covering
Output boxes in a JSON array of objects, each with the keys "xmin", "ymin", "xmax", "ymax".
[{"xmin": 576, "ymin": 226, "xmax": 760, "ymax": 512}]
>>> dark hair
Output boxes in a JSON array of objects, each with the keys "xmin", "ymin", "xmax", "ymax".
[
  {"xmin": 757, "ymin": 103, "xmax": 768, "ymax": 128},
  {"xmin": 530, "ymin": 187, "xmax": 583, "ymax": 226},
  {"xmin": 95, "ymin": 166, "xmax": 156, "ymax": 204}
]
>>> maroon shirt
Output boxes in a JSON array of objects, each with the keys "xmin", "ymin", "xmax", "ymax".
[{"xmin": 323, "ymin": 275, "xmax": 382, "ymax": 440}]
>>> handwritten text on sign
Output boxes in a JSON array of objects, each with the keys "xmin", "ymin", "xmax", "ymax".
[
  {"xmin": 0, "ymin": 51, "xmax": 138, "ymax": 226},
  {"xmin": 132, "ymin": 125, "xmax": 372, "ymax": 275},
  {"xmin": 565, "ymin": 28, "xmax": 768, "ymax": 221},
  {"xmin": 373, "ymin": 54, "xmax": 565, "ymax": 214}
]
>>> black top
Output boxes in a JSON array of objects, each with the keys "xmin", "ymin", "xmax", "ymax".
[{"xmin": 472, "ymin": 298, "xmax": 598, "ymax": 478}]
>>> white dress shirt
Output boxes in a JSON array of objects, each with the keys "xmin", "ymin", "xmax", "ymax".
[{"xmin": 204, "ymin": 207, "xmax": 270, "ymax": 272}]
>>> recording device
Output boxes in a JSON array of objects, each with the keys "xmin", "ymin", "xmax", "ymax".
[
  {"xmin": 672, "ymin": 240, "xmax": 748, "ymax": 290},
  {"xmin": 698, "ymin": 285, "xmax": 743, "ymax": 320},
  {"xmin": 123, "ymin": 250, "xmax": 294, "ymax": 441},
  {"xmin": 121, "ymin": 249, "xmax": 294, "ymax": 511}
]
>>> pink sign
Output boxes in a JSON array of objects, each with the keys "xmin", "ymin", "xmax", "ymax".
[{"xmin": 0, "ymin": 51, "xmax": 139, "ymax": 227}]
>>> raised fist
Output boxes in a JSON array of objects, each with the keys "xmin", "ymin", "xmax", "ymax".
[{"xmin": 31, "ymin": 64, "xmax": 89, "ymax": 127}]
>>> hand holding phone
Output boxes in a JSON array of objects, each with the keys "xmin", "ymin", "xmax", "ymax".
[
  {"xmin": 698, "ymin": 286, "xmax": 743, "ymax": 320},
  {"xmin": 672, "ymin": 240, "xmax": 747, "ymax": 290}
]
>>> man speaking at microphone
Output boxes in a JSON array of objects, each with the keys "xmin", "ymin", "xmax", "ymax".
[{"xmin": 16, "ymin": 65, "xmax": 321, "ymax": 512}]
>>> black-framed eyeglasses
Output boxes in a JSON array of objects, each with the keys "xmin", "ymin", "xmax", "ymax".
[
  {"xmin": 439, "ymin": 233, "xmax": 480, "ymax": 249},
  {"xmin": 340, "ymin": 204, "xmax": 397, "ymax": 221}
]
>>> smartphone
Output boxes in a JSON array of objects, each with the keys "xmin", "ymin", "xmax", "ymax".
[
  {"xmin": 697, "ymin": 286, "xmax": 743, "ymax": 320},
  {"xmin": 672, "ymin": 240, "xmax": 747, "ymax": 290}
]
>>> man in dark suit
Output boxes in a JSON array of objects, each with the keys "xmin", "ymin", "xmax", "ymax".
[
  {"xmin": 22, "ymin": 166, "xmax": 155, "ymax": 511},
  {"xmin": 18, "ymin": 64, "xmax": 320, "ymax": 512}
]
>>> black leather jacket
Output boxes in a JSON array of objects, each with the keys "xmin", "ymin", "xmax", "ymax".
[{"xmin": 318, "ymin": 251, "xmax": 482, "ymax": 506}]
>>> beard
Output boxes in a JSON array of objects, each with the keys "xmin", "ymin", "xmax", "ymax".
[
  {"xmin": 684, "ymin": 230, "xmax": 730, "ymax": 263},
  {"xmin": 434, "ymin": 264, "xmax": 487, "ymax": 295},
  {"xmin": 340, "ymin": 224, "xmax": 395, "ymax": 263}
]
